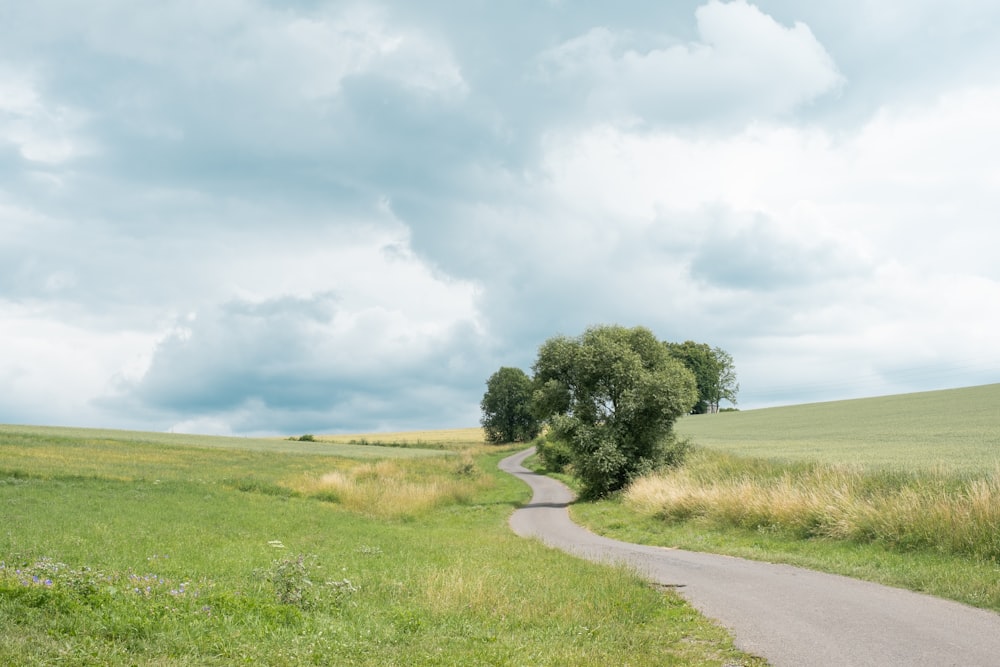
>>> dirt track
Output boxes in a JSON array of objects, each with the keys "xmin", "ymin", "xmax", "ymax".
[{"xmin": 500, "ymin": 447, "xmax": 1000, "ymax": 666}]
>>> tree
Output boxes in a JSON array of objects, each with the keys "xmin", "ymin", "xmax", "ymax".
[
  {"xmin": 531, "ymin": 325, "xmax": 698, "ymax": 497},
  {"xmin": 710, "ymin": 346, "xmax": 739, "ymax": 411},
  {"xmin": 480, "ymin": 367, "xmax": 540, "ymax": 444},
  {"xmin": 666, "ymin": 341, "xmax": 739, "ymax": 413}
]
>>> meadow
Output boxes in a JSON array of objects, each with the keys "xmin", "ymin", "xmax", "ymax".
[
  {"xmin": 674, "ymin": 384, "xmax": 1000, "ymax": 472},
  {"xmin": 0, "ymin": 424, "xmax": 760, "ymax": 666},
  {"xmin": 571, "ymin": 384, "xmax": 1000, "ymax": 611}
]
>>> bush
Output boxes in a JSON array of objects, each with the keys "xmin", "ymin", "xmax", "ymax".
[{"xmin": 534, "ymin": 434, "xmax": 573, "ymax": 473}]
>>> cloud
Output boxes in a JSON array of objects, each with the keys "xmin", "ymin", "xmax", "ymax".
[
  {"xmin": 112, "ymin": 292, "xmax": 487, "ymax": 434},
  {"xmin": 688, "ymin": 210, "xmax": 865, "ymax": 290},
  {"xmin": 536, "ymin": 0, "xmax": 843, "ymax": 125},
  {"xmin": 0, "ymin": 1, "xmax": 472, "ymax": 217},
  {"xmin": 51, "ymin": 1, "xmax": 467, "ymax": 102},
  {"xmin": 3, "ymin": 1, "xmax": 1000, "ymax": 434},
  {"xmin": 403, "ymin": 74, "xmax": 1000, "ymax": 408},
  {"xmin": 0, "ymin": 301, "xmax": 155, "ymax": 427},
  {"xmin": 92, "ymin": 225, "xmax": 489, "ymax": 434},
  {"xmin": 0, "ymin": 65, "xmax": 92, "ymax": 164}
]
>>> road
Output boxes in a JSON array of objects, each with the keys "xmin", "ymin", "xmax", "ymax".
[{"xmin": 500, "ymin": 447, "xmax": 1000, "ymax": 666}]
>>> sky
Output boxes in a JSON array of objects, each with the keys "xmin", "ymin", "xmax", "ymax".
[{"xmin": 3, "ymin": 1, "xmax": 1000, "ymax": 436}]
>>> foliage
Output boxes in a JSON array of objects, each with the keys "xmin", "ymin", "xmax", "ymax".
[
  {"xmin": 666, "ymin": 341, "xmax": 739, "ymax": 413},
  {"xmin": 262, "ymin": 552, "xmax": 356, "ymax": 609},
  {"xmin": 531, "ymin": 325, "xmax": 698, "ymax": 497},
  {"xmin": 480, "ymin": 366, "xmax": 541, "ymax": 443},
  {"xmin": 533, "ymin": 433, "xmax": 574, "ymax": 473}
]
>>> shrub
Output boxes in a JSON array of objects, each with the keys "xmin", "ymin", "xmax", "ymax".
[
  {"xmin": 534, "ymin": 434, "xmax": 573, "ymax": 473},
  {"xmin": 268, "ymin": 554, "xmax": 315, "ymax": 608}
]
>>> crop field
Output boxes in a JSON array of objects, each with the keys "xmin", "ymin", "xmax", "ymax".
[
  {"xmin": 674, "ymin": 383, "xmax": 1000, "ymax": 472},
  {"xmin": 0, "ymin": 424, "xmax": 758, "ymax": 666},
  {"xmin": 315, "ymin": 427, "xmax": 487, "ymax": 450}
]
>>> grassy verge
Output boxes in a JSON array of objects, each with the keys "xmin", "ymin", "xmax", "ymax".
[
  {"xmin": 569, "ymin": 448, "xmax": 1000, "ymax": 613},
  {"xmin": 1, "ymin": 426, "xmax": 762, "ymax": 666}
]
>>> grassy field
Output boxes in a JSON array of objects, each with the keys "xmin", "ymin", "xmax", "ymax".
[
  {"xmin": 570, "ymin": 384, "xmax": 1000, "ymax": 612},
  {"xmin": 0, "ymin": 424, "xmax": 450, "ymax": 460},
  {"xmin": 313, "ymin": 427, "xmax": 486, "ymax": 450},
  {"xmin": 1, "ymin": 424, "xmax": 761, "ymax": 666},
  {"xmin": 674, "ymin": 383, "xmax": 1000, "ymax": 472}
]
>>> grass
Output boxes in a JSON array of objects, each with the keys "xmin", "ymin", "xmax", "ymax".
[
  {"xmin": 286, "ymin": 455, "xmax": 492, "ymax": 520},
  {"xmin": 674, "ymin": 384, "xmax": 1000, "ymax": 473},
  {"xmin": 571, "ymin": 497, "xmax": 1000, "ymax": 610},
  {"xmin": 0, "ymin": 423, "xmax": 762, "ymax": 666},
  {"xmin": 568, "ymin": 384, "xmax": 1000, "ymax": 612},
  {"xmin": 0, "ymin": 423, "xmax": 448, "ymax": 462},
  {"xmin": 312, "ymin": 427, "xmax": 487, "ymax": 451}
]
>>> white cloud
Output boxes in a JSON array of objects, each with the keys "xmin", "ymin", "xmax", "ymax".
[
  {"xmin": 0, "ymin": 301, "xmax": 156, "ymax": 426},
  {"xmin": 4, "ymin": 0, "xmax": 1000, "ymax": 433},
  {"xmin": 537, "ymin": 0, "xmax": 843, "ymax": 123},
  {"xmin": 0, "ymin": 64, "xmax": 92, "ymax": 164},
  {"xmin": 438, "ymin": 76, "xmax": 1000, "ymax": 406},
  {"xmin": 97, "ymin": 223, "xmax": 486, "ymax": 434},
  {"xmin": 73, "ymin": 1, "xmax": 466, "ymax": 103}
]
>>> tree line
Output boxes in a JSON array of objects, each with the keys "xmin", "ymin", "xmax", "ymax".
[{"xmin": 480, "ymin": 325, "xmax": 738, "ymax": 497}]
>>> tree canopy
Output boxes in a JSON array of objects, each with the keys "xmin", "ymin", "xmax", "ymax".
[
  {"xmin": 531, "ymin": 325, "xmax": 698, "ymax": 497},
  {"xmin": 666, "ymin": 341, "xmax": 739, "ymax": 413},
  {"xmin": 480, "ymin": 366, "xmax": 540, "ymax": 444}
]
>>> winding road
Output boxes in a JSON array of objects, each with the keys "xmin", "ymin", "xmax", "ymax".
[{"xmin": 500, "ymin": 447, "xmax": 1000, "ymax": 666}]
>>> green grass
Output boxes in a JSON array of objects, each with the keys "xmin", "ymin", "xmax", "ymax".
[
  {"xmin": 571, "ymin": 497, "xmax": 1000, "ymax": 611},
  {"xmin": 1, "ymin": 424, "xmax": 762, "ymax": 666},
  {"xmin": 1, "ymin": 424, "xmax": 448, "ymax": 460},
  {"xmin": 675, "ymin": 384, "xmax": 1000, "ymax": 472},
  {"xmin": 568, "ymin": 384, "xmax": 1000, "ymax": 613}
]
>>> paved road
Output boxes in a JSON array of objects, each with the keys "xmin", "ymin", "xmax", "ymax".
[{"xmin": 500, "ymin": 447, "xmax": 1000, "ymax": 666}]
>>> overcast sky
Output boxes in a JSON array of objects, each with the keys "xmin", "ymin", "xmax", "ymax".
[{"xmin": 3, "ymin": 1, "xmax": 1000, "ymax": 435}]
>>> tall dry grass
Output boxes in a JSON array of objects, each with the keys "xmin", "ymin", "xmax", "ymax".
[
  {"xmin": 625, "ymin": 450, "xmax": 1000, "ymax": 561},
  {"xmin": 287, "ymin": 454, "xmax": 492, "ymax": 519}
]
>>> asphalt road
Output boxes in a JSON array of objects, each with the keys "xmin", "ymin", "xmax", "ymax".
[{"xmin": 500, "ymin": 447, "xmax": 1000, "ymax": 666}]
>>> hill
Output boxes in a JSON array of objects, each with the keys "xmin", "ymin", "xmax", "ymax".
[{"xmin": 675, "ymin": 383, "xmax": 1000, "ymax": 472}]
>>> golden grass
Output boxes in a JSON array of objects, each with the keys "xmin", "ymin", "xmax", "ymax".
[
  {"xmin": 626, "ymin": 451, "xmax": 1000, "ymax": 560},
  {"xmin": 285, "ymin": 454, "xmax": 493, "ymax": 519},
  {"xmin": 313, "ymin": 427, "xmax": 486, "ymax": 449}
]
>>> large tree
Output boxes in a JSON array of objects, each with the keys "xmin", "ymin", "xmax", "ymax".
[
  {"xmin": 666, "ymin": 341, "xmax": 739, "ymax": 413},
  {"xmin": 531, "ymin": 325, "xmax": 698, "ymax": 497},
  {"xmin": 480, "ymin": 366, "xmax": 540, "ymax": 444}
]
